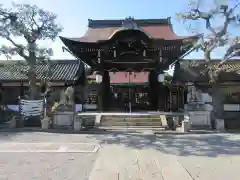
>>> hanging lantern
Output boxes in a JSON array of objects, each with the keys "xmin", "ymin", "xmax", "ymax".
[
  {"xmin": 95, "ymin": 74, "xmax": 102, "ymax": 83},
  {"xmin": 158, "ymin": 73, "xmax": 165, "ymax": 82},
  {"xmin": 143, "ymin": 50, "xmax": 146, "ymax": 57},
  {"xmin": 94, "ymin": 71, "xmax": 103, "ymax": 83}
]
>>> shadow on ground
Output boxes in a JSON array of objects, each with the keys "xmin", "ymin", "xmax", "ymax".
[
  {"xmin": 1, "ymin": 127, "xmax": 240, "ymax": 157},
  {"xmin": 88, "ymin": 131, "xmax": 240, "ymax": 157}
]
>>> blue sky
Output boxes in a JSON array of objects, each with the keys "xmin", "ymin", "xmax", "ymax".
[{"xmin": 0, "ymin": 0, "xmax": 236, "ymax": 60}]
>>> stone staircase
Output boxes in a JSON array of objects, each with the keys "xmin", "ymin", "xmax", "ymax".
[{"xmin": 99, "ymin": 115, "xmax": 167, "ymax": 128}]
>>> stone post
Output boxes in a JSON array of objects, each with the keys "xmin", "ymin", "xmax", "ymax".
[{"xmin": 216, "ymin": 119, "xmax": 225, "ymax": 132}]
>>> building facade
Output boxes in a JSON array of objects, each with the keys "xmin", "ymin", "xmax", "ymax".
[
  {"xmin": 60, "ymin": 17, "xmax": 199, "ymax": 112},
  {"xmin": 0, "ymin": 59, "xmax": 240, "ymax": 128}
]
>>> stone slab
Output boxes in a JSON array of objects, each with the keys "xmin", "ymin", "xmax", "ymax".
[
  {"xmin": 89, "ymin": 145, "xmax": 193, "ymax": 180},
  {"xmin": 0, "ymin": 143, "xmax": 99, "ymax": 153}
]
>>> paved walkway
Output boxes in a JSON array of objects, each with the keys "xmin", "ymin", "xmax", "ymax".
[
  {"xmin": 1, "ymin": 131, "xmax": 240, "ymax": 179},
  {"xmin": 89, "ymin": 144, "xmax": 192, "ymax": 180}
]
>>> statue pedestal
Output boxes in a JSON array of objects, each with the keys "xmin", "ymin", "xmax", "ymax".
[{"xmin": 53, "ymin": 111, "xmax": 75, "ymax": 129}]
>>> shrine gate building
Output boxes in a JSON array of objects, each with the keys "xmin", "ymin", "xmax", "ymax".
[{"xmin": 60, "ymin": 17, "xmax": 199, "ymax": 112}]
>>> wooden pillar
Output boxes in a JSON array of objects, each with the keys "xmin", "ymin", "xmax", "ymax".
[
  {"xmin": 97, "ymin": 71, "xmax": 110, "ymax": 111},
  {"xmin": 157, "ymin": 82, "xmax": 164, "ymax": 111},
  {"xmin": 97, "ymin": 74, "xmax": 103, "ymax": 112},
  {"xmin": 97, "ymin": 49, "xmax": 106, "ymax": 112},
  {"xmin": 148, "ymin": 70, "xmax": 158, "ymax": 110},
  {"xmin": 103, "ymin": 71, "xmax": 110, "ymax": 111},
  {"xmin": 157, "ymin": 49, "xmax": 164, "ymax": 111},
  {"xmin": 157, "ymin": 70, "xmax": 165, "ymax": 111},
  {"xmin": 0, "ymin": 83, "xmax": 2, "ymax": 105}
]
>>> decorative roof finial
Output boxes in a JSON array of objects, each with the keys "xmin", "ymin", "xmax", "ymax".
[
  {"xmin": 167, "ymin": 17, "xmax": 171, "ymax": 24},
  {"xmin": 122, "ymin": 17, "xmax": 138, "ymax": 29},
  {"xmin": 125, "ymin": 16, "xmax": 134, "ymax": 20}
]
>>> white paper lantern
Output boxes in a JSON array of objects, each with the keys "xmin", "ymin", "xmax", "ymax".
[
  {"xmin": 95, "ymin": 74, "xmax": 103, "ymax": 83},
  {"xmin": 158, "ymin": 73, "xmax": 165, "ymax": 82}
]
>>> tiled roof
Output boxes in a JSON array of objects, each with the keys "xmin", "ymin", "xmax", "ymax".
[
  {"xmin": 179, "ymin": 59, "xmax": 240, "ymax": 82},
  {"xmin": 88, "ymin": 18, "xmax": 171, "ymax": 28},
  {"xmin": 2, "ymin": 59, "xmax": 240, "ymax": 83},
  {"xmin": 72, "ymin": 18, "xmax": 192, "ymax": 43},
  {"xmin": 0, "ymin": 60, "xmax": 81, "ymax": 81},
  {"xmin": 181, "ymin": 59, "xmax": 240, "ymax": 72},
  {"xmin": 88, "ymin": 72, "xmax": 149, "ymax": 84}
]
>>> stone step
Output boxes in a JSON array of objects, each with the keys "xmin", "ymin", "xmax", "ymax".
[
  {"xmin": 98, "ymin": 126, "xmax": 166, "ymax": 131},
  {"xmin": 100, "ymin": 121, "xmax": 163, "ymax": 127},
  {"xmin": 101, "ymin": 119, "xmax": 162, "ymax": 124},
  {"xmin": 102, "ymin": 116, "xmax": 163, "ymax": 122},
  {"xmin": 103, "ymin": 116, "xmax": 162, "ymax": 118},
  {"xmin": 76, "ymin": 115, "xmax": 169, "ymax": 127}
]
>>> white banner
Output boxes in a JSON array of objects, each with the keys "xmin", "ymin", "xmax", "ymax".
[{"xmin": 19, "ymin": 99, "xmax": 44, "ymax": 117}]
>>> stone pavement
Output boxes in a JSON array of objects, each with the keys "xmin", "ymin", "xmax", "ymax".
[
  {"xmin": 0, "ymin": 142, "xmax": 99, "ymax": 153},
  {"xmin": 0, "ymin": 152, "xmax": 96, "ymax": 180},
  {"xmin": 89, "ymin": 132, "xmax": 240, "ymax": 180},
  {"xmin": 1, "ymin": 131, "xmax": 240, "ymax": 179},
  {"xmin": 89, "ymin": 144, "xmax": 192, "ymax": 180}
]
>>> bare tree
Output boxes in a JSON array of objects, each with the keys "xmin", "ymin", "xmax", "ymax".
[
  {"xmin": 0, "ymin": 3, "xmax": 62, "ymax": 99},
  {"xmin": 177, "ymin": 0, "xmax": 240, "ymax": 124}
]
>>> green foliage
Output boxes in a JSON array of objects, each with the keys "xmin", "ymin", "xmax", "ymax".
[
  {"xmin": 0, "ymin": 3, "xmax": 62, "ymax": 62},
  {"xmin": 0, "ymin": 3, "xmax": 62, "ymax": 99},
  {"xmin": 87, "ymin": 79, "xmax": 96, "ymax": 84},
  {"xmin": 163, "ymin": 72, "xmax": 173, "ymax": 85}
]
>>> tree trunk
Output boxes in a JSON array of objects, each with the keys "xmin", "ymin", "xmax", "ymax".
[
  {"xmin": 210, "ymin": 84, "xmax": 225, "ymax": 129},
  {"xmin": 28, "ymin": 44, "xmax": 38, "ymax": 100},
  {"xmin": 28, "ymin": 63, "xmax": 38, "ymax": 100}
]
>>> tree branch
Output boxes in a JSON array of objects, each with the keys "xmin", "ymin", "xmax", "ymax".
[{"xmin": 5, "ymin": 36, "xmax": 28, "ymax": 60}]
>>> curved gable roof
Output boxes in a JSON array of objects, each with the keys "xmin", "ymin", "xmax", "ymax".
[{"xmin": 72, "ymin": 18, "xmax": 191, "ymax": 42}]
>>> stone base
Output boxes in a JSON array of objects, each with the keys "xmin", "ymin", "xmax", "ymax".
[
  {"xmin": 187, "ymin": 111, "xmax": 211, "ymax": 127},
  {"xmin": 216, "ymin": 119, "xmax": 225, "ymax": 132},
  {"xmin": 53, "ymin": 111, "xmax": 75, "ymax": 129},
  {"xmin": 41, "ymin": 117, "xmax": 50, "ymax": 129},
  {"xmin": 9, "ymin": 116, "xmax": 17, "ymax": 128},
  {"xmin": 74, "ymin": 119, "xmax": 82, "ymax": 131}
]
